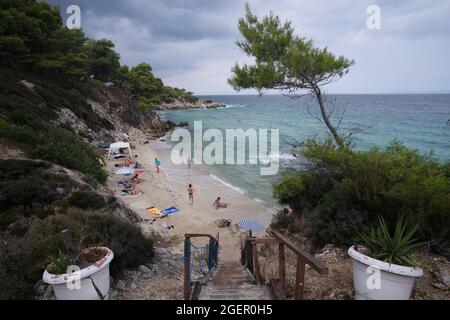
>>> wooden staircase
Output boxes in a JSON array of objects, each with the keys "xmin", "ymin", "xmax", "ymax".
[
  {"xmin": 184, "ymin": 230, "xmax": 328, "ymax": 300},
  {"xmin": 198, "ymin": 262, "xmax": 272, "ymax": 300}
]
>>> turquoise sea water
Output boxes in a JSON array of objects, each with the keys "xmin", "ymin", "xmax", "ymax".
[{"xmin": 159, "ymin": 94, "xmax": 450, "ymax": 206}]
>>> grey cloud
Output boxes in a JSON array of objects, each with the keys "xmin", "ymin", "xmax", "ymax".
[{"xmin": 44, "ymin": 0, "xmax": 450, "ymax": 94}]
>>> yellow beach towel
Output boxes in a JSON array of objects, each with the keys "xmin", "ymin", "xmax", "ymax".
[{"xmin": 147, "ymin": 207, "xmax": 164, "ymax": 218}]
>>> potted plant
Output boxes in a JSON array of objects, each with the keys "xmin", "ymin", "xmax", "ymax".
[
  {"xmin": 43, "ymin": 246, "xmax": 114, "ymax": 300},
  {"xmin": 348, "ymin": 215, "xmax": 427, "ymax": 300}
]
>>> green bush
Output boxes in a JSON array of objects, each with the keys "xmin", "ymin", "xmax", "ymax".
[
  {"xmin": 78, "ymin": 212, "xmax": 154, "ymax": 275},
  {"xmin": 0, "ymin": 210, "xmax": 154, "ymax": 299},
  {"xmin": 0, "ymin": 236, "xmax": 42, "ymax": 300},
  {"xmin": 273, "ymin": 138, "xmax": 450, "ymax": 255},
  {"xmin": 68, "ymin": 191, "xmax": 107, "ymax": 210},
  {"xmin": 0, "ymin": 159, "xmax": 73, "ymax": 230},
  {"xmin": 29, "ymin": 210, "xmax": 154, "ymax": 276},
  {"xmin": 0, "ymin": 119, "xmax": 107, "ymax": 183}
]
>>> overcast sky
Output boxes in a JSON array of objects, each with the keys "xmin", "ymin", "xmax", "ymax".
[{"xmin": 45, "ymin": 0, "xmax": 450, "ymax": 95}]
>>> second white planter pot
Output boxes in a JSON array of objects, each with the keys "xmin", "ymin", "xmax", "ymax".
[
  {"xmin": 43, "ymin": 247, "xmax": 114, "ymax": 300},
  {"xmin": 348, "ymin": 246, "xmax": 423, "ymax": 300}
]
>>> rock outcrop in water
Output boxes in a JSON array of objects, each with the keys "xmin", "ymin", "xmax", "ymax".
[{"xmin": 157, "ymin": 99, "xmax": 225, "ymax": 110}]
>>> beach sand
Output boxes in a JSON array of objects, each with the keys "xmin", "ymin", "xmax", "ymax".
[{"xmin": 106, "ymin": 140, "xmax": 276, "ymax": 263}]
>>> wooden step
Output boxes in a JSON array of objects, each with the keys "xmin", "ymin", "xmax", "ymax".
[
  {"xmin": 198, "ymin": 262, "xmax": 272, "ymax": 300},
  {"xmin": 199, "ymin": 284, "xmax": 272, "ymax": 300}
]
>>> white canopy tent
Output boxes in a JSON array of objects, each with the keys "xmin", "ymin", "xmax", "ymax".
[{"xmin": 107, "ymin": 142, "xmax": 133, "ymax": 160}]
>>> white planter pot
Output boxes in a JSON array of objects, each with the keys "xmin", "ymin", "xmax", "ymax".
[
  {"xmin": 43, "ymin": 247, "xmax": 114, "ymax": 300},
  {"xmin": 348, "ymin": 246, "xmax": 423, "ymax": 300}
]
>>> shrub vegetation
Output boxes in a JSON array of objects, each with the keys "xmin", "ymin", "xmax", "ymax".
[{"xmin": 273, "ymin": 138, "xmax": 450, "ymax": 256}]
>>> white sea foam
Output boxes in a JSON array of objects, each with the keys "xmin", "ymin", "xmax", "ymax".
[
  {"xmin": 209, "ymin": 174, "xmax": 245, "ymax": 194},
  {"xmin": 254, "ymin": 197, "xmax": 265, "ymax": 204},
  {"xmin": 268, "ymin": 152, "xmax": 296, "ymax": 162}
]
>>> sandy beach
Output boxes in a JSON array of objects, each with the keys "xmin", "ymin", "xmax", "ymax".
[{"xmin": 106, "ymin": 139, "xmax": 277, "ymax": 263}]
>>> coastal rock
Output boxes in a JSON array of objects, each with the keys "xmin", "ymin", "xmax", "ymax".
[
  {"xmin": 138, "ymin": 265, "xmax": 151, "ymax": 274},
  {"xmin": 158, "ymin": 99, "xmax": 225, "ymax": 110},
  {"xmin": 115, "ymin": 280, "xmax": 127, "ymax": 291}
]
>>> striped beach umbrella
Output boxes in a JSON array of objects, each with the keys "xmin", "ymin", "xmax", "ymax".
[{"xmin": 238, "ymin": 219, "xmax": 266, "ymax": 232}]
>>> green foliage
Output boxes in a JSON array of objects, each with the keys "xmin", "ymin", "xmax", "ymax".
[
  {"xmin": 358, "ymin": 215, "xmax": 428, "ymax": 266},
  {"xmin": 162, "ymin": 86, "xmax": 198, "ymax": 104},
  {"xmin": 273, "ymin": 139, "xmax": 450, "ymax": 254},
  {"xmin": 37, "ymin": 28, "xmax": 89, "ymax": 78},
  {"xmin": 68, "ymin": 191, "xmax": 108, "ymax": 210},
  {"xmin": 29, "ymin": 210, "xmax": 154, "ymax": 275},
  {"xmin": 0, "ymin": 71, "xmax": 109, "ymax": 183},
  {"xmin": 0, "ymin": 160, "xmax": 73, "ymax": 230},
  {"xmin": 84, "ymin": 39, "xmax": 121, "ymax": 82},
  {"xmin": 1, "ymin": 0, "xmax": 195, "ymax": 107},
  {"xmin": 124, "ymin": 63, "xmax": 164, "ymax": 109},
  {"xmin": 78, "ymin": 212, "xmax": 154, "ymax": 275},
  {"xmin": 0, "ymin": 0, "xmax": 62, "ymax": 66},
  {"xmin": 121, "ymin": 63, "xmax": 197, "ymax": 110},
  {"xmin": 230, "ymin": 4, "xmax": 353, "ymax": 146},
  {"xmin": 47, "ymin": 249, "xmax": 71, "ymax": 275},
  {"xmin": 269, "ymin": 209, "xmax": 300, "ymax": 234},
  {"xmin": 0, "ymin": 236, "xmax": 42, "ymax": 300},
  {"xmin": 229, "ymin": 3, "xmax": 354, "ymax": 93},
  {"xmin": 0, "ymin": 119, "xmax": 107, "ymax": 183},
  {"xmin": 0, "ymin": 210, "xmax": 154, "ymax": 299}
]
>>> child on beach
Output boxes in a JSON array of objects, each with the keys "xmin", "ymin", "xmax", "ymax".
[
  {"xmin": 155, "ymin": 158, "xmax": 161, "ymax": 173},
  {"xmin": 187, "ymin": 184, "xmax": 194, "ymax": 205}
]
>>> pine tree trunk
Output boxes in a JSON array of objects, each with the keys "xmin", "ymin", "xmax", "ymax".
[{"xmin": 314, "ymin": 87, "xmax": 343, "ymax": 147}]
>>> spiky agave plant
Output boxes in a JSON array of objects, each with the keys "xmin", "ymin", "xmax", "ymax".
[{"xmin": 358, "ymin": 215, "xmax": 428, "ymax": 267}]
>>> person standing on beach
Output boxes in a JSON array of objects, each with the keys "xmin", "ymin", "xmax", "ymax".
[
  {"xmin": 155, "ymin": 158, "xmax": 161, "ymax": 173},
  {"xmin": 187, "ymin": 184, "xmax": 194, "ymax": 205},
  {"xmin": 188, "ymin": 157, "xmax": 193, "ymax": 169}
]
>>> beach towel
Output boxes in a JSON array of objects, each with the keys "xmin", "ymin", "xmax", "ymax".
[
  {"xmin": 122, "ymin": 191, "xmax": 143, "ymax": 198},
  {"xmin": 238, "ymin": 219, "xmax": 266, "ymax": 232},
  {"xmin": 135, "ymin": 169, "xmax": 145, "ymax": 175},
  {"xmin": 115, "ymin": 167, "xmax": 135, "ymax": 175},
  {"xmin": 161, "ymin": 206, "xmax": 180, "ymax": 216},
  {"xmin": 147, "ymin": 207, "xmax": 164, "ymax": 218}
]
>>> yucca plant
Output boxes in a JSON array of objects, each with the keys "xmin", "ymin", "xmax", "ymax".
[
  {"xmin": 47, "ymin": 249, "xmax": 72, "ymax": 275},
  {"xmin": 358, "ymin": 215, "xmax": 428, "ymax": 267}
]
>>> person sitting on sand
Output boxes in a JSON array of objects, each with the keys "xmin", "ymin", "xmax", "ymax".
[
  {"xmin": 187, "ymin": 184, "xmax": 194, "ymax": 205},
  {"xmin": 213, "ymin": 197, "xmax": 230, "ymax": 209},
  {"xmin": 124, "ymin": 156, "xmax": 134, "ymax": 167},
  {"xmin": 128, "ymin": 174, "xmax": 142, "ymax": 185},
  {"xmin": 128, "ymin": 185, "xmax": 142, "ymax": 196}
]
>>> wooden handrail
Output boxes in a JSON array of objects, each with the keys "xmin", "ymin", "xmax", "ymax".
[
  {"xmin": 270, "ymin": 230, "xmax": 328, "ymax": 274},
  {"xmin": 185, "ymin": 233, "xmax": 219, "ymax": 243},
  {"xmin": 241, "ymin": 229, "xmax": 328, "ymax": 300}
]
